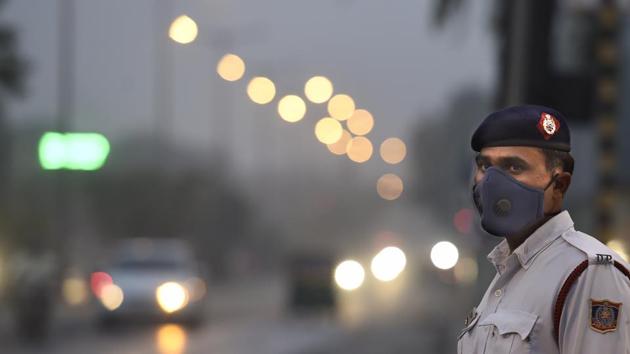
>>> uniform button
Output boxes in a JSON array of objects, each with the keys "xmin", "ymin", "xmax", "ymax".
[{"xmin": 494, "ymin": 289, "xmax": 503, "ymax": 297}]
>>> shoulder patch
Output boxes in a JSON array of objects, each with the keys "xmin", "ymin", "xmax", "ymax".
[{"xmin": 590, "ymin": 299, "xmax": 621, "ymax": 334}]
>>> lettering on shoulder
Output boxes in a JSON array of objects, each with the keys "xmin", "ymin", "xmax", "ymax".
[{"xmin": 594, "ymin": 254, "xmax": 614, "ymax": 265}]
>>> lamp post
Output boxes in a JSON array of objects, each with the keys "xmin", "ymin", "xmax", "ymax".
[
  {"xmin": 154, "ymin": 0, "xmax": 175, "ymax": 155},
  {"xmin": 54, "ymin": 0, "xmax": 76, "ymax": 280}
]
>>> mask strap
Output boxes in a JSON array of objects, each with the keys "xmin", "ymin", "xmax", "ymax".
[{"xmin": 544, "ymin": 174, "xmax": 559, "ymax": 191}]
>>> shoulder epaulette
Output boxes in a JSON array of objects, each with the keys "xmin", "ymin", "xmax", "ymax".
[{"xmin": 553, "ymin": 255, "xmax": 630, "ymax": 343}]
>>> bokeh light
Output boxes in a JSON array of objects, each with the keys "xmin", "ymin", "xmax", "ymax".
[
  {"xmin": 346, "ymin": 136, "xmax": 373, "ymax": 163},
  {"xmin": 327, "ymin": 129, "xmax": 352, "ymax": 155},
  {"xmin": 90, "ymin": 271, "xmax": 113, "ymax": 298},
  {"xmin": 62, "ymin": 277, "xmax": 88, "ymax": 306},
  {"xmin": 277, "ymin": 95, "xmax": 307, "ymax": 123},
  {"xmin": 430, "ymin": 241, "xmax": 459, "ymax": 270},
  {"xmin": 607, "ymin": 239, "xmax": 629, "ymax": 262},
  {"xmin": 453, "ymin": 208, "xmax": 475, "ymax": 234},
  {"xmin": 327, "ymin": 94, "xmax": 355, "ymax": 121},
  {"xmin": 334, "ymin": 260, "xmax": 365, "ymax": 291},
  {"xmin": 376, "ymin": 173, "xmax": 403, "ymax": 200},
  {"xmin": 39, "ymin": 132, "xmax": 110, "ymax": 171},
  {"xmin": 156, "ymin": 282, "xmax": 189, "ymax": 314},
  {"xmin": 304, "ymin": 76, "xmax": 333, "ymax": 103},
  {"xmin": 370, "ymin": 246, "xmax": 407, "ymax": 282},
  {"xmin": 347, "ymin": 109, "xmax": 374, "ymax": 136},
  {"xmin": 216, "ymin": 54, "xmax": 246, "ymax": 82},
  {"xmin": 454, "ymin": 257, "xmax": 479, "ymax": 284},
  {"xmin": 156, "ymin": 324, "xmax": 187, "ymax": 354},
  {"xmin": 247, "ymin": 77, "xmax": 276, "ymax": 104},
  {"xmin": 315, "ymin": 117, "xmax": 343, "ymax": 144},
  {"xmin": 380, "ymin": 137, "xmax": 407, "ymax": 164},
  {"xmin": 185, "ymin": 277, "xmax": 207, "ymax": 302},
  {"xmin": 168, "ymin": 15, "xmax": 198, "ymax": 44},
  {"xmin": 100, "ymin": 283, "xmax": 124, "ymax": 311}
]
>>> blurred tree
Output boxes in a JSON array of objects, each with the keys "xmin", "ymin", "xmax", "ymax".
[
  {"xmin": 0, "ymin": 0, "xmax": 27, "ymax": 246},
  {"xmin": 432, "ymin": 0, "xmax": 465, "ymax": 27},
  {"xmin": 0, "ymin": 0, "xmax": 26, "ymax": 96},
  {"xmin": 0, "ymin": 0, "xmax": 26, "ymax": 181}
]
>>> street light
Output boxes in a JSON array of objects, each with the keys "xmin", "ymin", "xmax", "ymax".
[
  {"xmin": 376, "ymin": 173, "xmax": 403, "ymax": 200},
  {"xmin": 168, "ymin": 15, "xmax": 198, "ymax": 44},
  {"xmin": 304, "ymin": 76, "xmax": 334, "ymax": 104},
  {"xmin": 314, "ymin": 117, "xmax": 343, "ymax": 144},
  {"xmin": 380, "ymin": 137, "xmax": 407, "ymax": 164},
  {"xmin": 247, "ymin": 77, "xmax": 276, "ymax": 104},
  {"xmin": 216, "ymin": 53, "xmax": 246, "ymax": 82},
  {"xmin": 277, "ymin": 95, "xmax": 307, "ymax": 123},
  {"xmin": 347, "ymin": 109, "xmax": 374, "ymax": 136},
  {"xmin": 346, "ymin": 136, "xmax": 373, "ymax": 163},
  {"xmin": 430, "ymin": 241, "xmax": 459, "ymax": 270},
  {"xmin": 327, "ymin": 129, "xmax": 352, "ymax": 155},
  {"xmin": 327, "ymin": 94, "xmax": 355, "ymax": 121}
]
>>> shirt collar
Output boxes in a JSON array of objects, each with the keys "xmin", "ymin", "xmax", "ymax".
[{"xmin": 487, "ymin": 210, "xmax": 574, "ymax": 270}]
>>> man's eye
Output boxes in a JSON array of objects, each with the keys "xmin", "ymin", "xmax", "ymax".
[
  {"xmin": 508, "ymin": 164, "xmax": 523, "ymax": 173},
  {"xmin": 479, "ymin": 163, "xmax": 490, "ymax": 171}
]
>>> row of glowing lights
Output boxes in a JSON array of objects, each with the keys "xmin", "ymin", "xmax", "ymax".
[
  {"xmin": 168, "ymin": 15, "xmax": 406, "ymax": 201},
  {"xmin": 217, "ymin": 56, "xmax": 407, "ymax": 163},
  {"xmin": 222, "ymin": 60, "xmax": 407, "ymax": 200},
  {"xmin": 334, "ymin": 241, "xmax": 462, "ymax": 291}
]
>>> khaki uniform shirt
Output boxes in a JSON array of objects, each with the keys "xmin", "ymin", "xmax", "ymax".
[{"xmin": 457, "ymin": 211, "xmax": 630, "ymax": 353}]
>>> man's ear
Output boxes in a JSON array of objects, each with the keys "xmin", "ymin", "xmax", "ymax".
[{"xmin": 553, "ymin": 171, "xmax": 572, "ymax": 196}]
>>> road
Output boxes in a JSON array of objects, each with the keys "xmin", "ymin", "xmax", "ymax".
[{"xmin": 0, "ymin": 271, "xmax": 463, "ymax": 354}]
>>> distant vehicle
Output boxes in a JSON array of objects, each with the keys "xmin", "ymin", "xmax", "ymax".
[
  {"xmin": 92, "ymin": 238, "xmax": 207, "ymax": 326},
  {"xmin": 288, "ymin": 254, "xmax": 336, "ymax": 312},
  {"xmin": 6, "ymin": 250, "xmax": 56, "ymax": 340}
]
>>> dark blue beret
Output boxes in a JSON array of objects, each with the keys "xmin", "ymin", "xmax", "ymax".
[{"xmin": 471, "ymin": 105, "xmax": 571, "ymax": 152}]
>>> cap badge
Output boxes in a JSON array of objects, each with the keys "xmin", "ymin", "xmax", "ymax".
[{"xmin": 537, "ymin": 112, "xmax": 560, "ymax": 140}]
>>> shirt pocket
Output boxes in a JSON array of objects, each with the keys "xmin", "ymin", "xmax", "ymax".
[
  {"xmin": 458, "ymin": 311, "xmax": 482, "ymax": 354},
  {"xmin": 458, "ymin": 311, "xmax": 482, "ymax": 340},
  {"xmin": 477, "ymin": 309, "xmax": 538, "ymax": 354}
]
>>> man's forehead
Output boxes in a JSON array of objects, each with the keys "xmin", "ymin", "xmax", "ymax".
[{"xmin": 478, "ymin": 146, "xmax": 544, "ymax": 161}]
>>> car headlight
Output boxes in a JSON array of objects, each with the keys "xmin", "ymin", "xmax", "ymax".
[
  {"xmin": 156, "ymin": 282, "xmax": 189, "ymax": 313},
  {"xmin": 100, "ymin": 283, "xmax": 124, "ymax": 311}
]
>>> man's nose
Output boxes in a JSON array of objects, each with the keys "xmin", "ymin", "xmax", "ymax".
[{"xmin": 474, "ymin": 171, "xmax": 485, "ymax": 184}]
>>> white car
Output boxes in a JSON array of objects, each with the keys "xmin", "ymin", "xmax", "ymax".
[{"xmin": 92, "ymin": 238, "xmax": 207, "ymax": 325}]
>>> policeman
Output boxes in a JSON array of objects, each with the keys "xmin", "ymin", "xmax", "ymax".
[{"xmin": 458, "ymin": 105, "xmax": 630, "ymax": 353}]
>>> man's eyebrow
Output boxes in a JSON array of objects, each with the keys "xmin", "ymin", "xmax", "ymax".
[
  {"xmin": 496, "ymin": 156, "xmax": 531, "ymax": 168},
  {"xmin": 474, "ymin": 154, "xmax": 531, "ymax": 169},
  {"xmin": 475, "ymin": 154, "xmax": 490, "ymax": 164}
]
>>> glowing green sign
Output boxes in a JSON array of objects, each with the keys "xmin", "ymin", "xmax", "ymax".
[{"xmin": 38, "ymin": 132, "xmax": 110, "ymax": 170}]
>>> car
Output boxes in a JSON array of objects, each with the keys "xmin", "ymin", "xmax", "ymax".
[
  {"xmin": 92, "ymin": 238, "xmax": 207, "ymax": 326},
  {"xmin": 287, "ymin": 253, "xmax": 336, "ymax": 313}
]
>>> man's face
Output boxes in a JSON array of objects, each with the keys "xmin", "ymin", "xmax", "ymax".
[{"xmin": 474, "ymin": 146, "xmax": 561, "ymax": 214}]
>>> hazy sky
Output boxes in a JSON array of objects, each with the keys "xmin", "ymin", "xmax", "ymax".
[{"xmin": 2, "ymin": 0, "xmax": 496, "ymax": 179}]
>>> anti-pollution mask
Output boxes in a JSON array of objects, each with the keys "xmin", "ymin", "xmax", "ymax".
[{"xmin": 472, "ymin": 167, "xmax": 557, "ymax": 237}]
